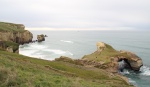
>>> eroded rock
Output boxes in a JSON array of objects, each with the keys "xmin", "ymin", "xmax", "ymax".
[
  {"xmin": 37, "ymin": 34, "xmax": 45, "ymax": 42},
  {"xmin": 82, "ymin": 42, "xmax": 143, "ymax": 72}
]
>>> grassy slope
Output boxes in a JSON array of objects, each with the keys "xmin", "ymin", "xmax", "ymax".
[
  {"xmin": 0, "ymin": 22, "xmax": 24, "ymax": 32},
  {"xmin": 0, "ymin": 50, "xmax": 133, "ymax": 87},
  {"xmin": 82, "ymin": 44, "xmax": 130, "ymax": 63}
]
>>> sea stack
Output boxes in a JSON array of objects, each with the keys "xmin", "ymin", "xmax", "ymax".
[{"xmin": 37, "ymin": 34, "xmax": 45, "ymax": 42}]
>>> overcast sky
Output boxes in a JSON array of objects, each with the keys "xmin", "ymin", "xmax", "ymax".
[{"xmin": 0, "ymin": 0, "xmax": 150, "ymax": 30}]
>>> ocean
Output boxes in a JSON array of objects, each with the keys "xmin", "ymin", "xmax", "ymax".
[{"xmin": 19, "ymin": 30, "xmax": 150, "ymax": 87}]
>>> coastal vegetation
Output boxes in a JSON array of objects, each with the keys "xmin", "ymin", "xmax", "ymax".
[
  {"xmin": 0, "ymin": 50, "xmax": 133, "ymax": 87},
  {"xmin": 0, "ymin": 22, "xmax": 25, "ymax": 32}
]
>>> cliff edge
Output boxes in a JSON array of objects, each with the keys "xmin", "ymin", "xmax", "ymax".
[{"xmin": 0, "ymin": 22, "xmax": 33, "ymax": 53}]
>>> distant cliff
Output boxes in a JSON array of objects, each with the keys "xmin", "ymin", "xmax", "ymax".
[{"xmin": 0, "ymin": 22, "xmax": 33, "ymax": 53}]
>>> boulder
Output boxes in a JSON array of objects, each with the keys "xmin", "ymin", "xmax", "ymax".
[{"xmin": 37, "ymin": 34, "xmax": 45, "ymax": 42}]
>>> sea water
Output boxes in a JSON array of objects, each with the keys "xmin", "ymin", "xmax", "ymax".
[{"xmin": 19, "ymin": 30, "xmax": 150, "ymax": 87}]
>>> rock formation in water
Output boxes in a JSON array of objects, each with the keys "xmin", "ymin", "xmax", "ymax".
[
  {"xmin": 0, "ymin": 22, "xmax": 33, "ymax": 53},
  {"xmin": 82, "ymin": 42, "xmax": 143, "ymax": 72},
  {"xmin": 37, "ymin": 34, "xmax": 45, "ymax": 42}
]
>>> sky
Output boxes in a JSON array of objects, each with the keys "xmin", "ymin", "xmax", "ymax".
[{"xmin": 0, "ymin": 0, "xmax": 150, "ymax": 30}]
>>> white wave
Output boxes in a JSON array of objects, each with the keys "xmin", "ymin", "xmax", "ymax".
[
  {"xmin": 140, "ymin": 66, "xmax": 150, "ymax": 76},
  {"xmin": 29, "ymin": 44, "xmax": 47, "ymax": 49},
  {"xmin": 128, "ymin": 78, "xmax": 137, "ymax": 86},
  {"xmin": 19, "ymin": 43, "xmax": 74, "ymax": 60},
  {"xmin": 45, "ymin": 49, "xmax": 74, "ymax": 56},
  {"xmin": 60, "ymin": 40, "xmax": 74, "ymax": 43},
  {"xmin": 123, "ymin": 69, "xmax": 130, "ymax": 75},
  {"xmin": 45, "ymin": 49, "xmax": 66, "ymax": 54}
]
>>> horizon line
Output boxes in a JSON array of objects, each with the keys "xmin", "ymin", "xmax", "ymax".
[{"xmin": 26, "ymin": 27, "xmax": 138, "ymax": 31}]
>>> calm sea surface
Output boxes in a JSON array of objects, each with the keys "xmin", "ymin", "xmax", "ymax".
[{"xmin": 19, "ymin": 30, "xmax": 150, "ymax": 87}]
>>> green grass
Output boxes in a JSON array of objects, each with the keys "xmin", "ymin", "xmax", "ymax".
[
  {"xmin": 0, "ymin": 22, "xmax": 25, "ymax": 32},
  {"xmin": 0, "ymin": 50, "xmax": 134, "ymax": 87}
]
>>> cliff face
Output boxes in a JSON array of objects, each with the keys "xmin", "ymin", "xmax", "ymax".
[
  {"xmin": 0, "ymin": 30, "xmax": 33, "ymax": 44},
  {"xmin": 0, "ymin": 22, "xmax": 33, "ymax": 53},
  {"xmin": 0, "ymin": 22, "xmax": 33, "ymax": 44}
]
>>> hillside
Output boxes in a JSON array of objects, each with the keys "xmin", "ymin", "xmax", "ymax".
[{"xmin": 0, "ymin": 50, "xmax": 134, "ymax": 87}]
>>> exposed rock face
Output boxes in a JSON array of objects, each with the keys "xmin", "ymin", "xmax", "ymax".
[
  {"xmin": 0, "ymin": 30, "xmax": 33, "ymax": 44},
  {"xmin": 0, "ymin": 22, "xmax": 33, "ymax": 53},
  {"xmin": 37, "ymin": 34, "xmax": 45, "ymax": 42},
  {"xmin": 96, "ymin": 42, "xmax": 106, "ymax": 52},
  {"xmin": 0, "ymin": 22, "xmax": 33, "ymax": 44}
]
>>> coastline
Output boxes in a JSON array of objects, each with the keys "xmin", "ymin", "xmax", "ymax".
[{"xmin": 0, "ymin": 22, "xmax": 141, "ymax": 87}]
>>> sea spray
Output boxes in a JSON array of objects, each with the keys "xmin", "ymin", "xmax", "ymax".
[{"xmin": 140, "ymin": 66, "xmax": 150, "ymax": 76}]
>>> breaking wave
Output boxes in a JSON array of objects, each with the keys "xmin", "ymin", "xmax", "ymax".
[
  {"xmin": 140, "ymin": 66, "xmax": 150, "ymax": 76},
  {"xmin": 19, "ymin": 43, "xmax": 74, "ymax": 60}
]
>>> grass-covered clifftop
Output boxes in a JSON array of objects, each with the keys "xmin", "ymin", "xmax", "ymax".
[
  {"xmin": 0, "ymin": 22, "xmax": 33, "ymax": 46},
  {"xmin": 0, "ymin": 22, "xmax": 25, "ymax": 32},
  {"xmin": 0, "ymin": 50, "xmax": 134, "ymax": 87}
]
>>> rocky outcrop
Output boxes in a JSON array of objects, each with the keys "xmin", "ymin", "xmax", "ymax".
[
  {"xmin": 0, "ymin": 22, "xmax": 33, "ymax": 53},
  {"xmin": 82, "ymin": 42, "xmax": 143, "ymax": 72},
  {"xmin": 37, "ymin": 34, "xmax": 45, "ymax": 42},
  {"xmin": 96, "ymin": 42, "xmax": 106, "ymax": 52}
]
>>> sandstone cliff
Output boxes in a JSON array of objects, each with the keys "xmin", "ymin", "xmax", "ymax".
[
  {"xmin": 0, "ymin": 22, "xmax": 33, "ymax": 52},
  {"xmin": 0, "ymin": 22, "xmax": 33, "ymax": 44}
]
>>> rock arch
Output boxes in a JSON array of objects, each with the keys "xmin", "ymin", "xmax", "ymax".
[{"xmin": 117, "ymin": 55, "xmax": 143, "ymax": 71}]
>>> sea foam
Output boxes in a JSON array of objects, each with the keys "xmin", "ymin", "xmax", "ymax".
[
  {"xmin": 140, "ymin": 66, "xmax": 150, "ymax": 76},
  {"xmin": 45, "ymin": 49, "xmax": 66, "ymax": 54}
]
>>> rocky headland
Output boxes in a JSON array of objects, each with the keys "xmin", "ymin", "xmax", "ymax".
[
  {"xmin": 0, "ymin": 22, "xmax": 33, "ymax": 53},
  {"xmin": 0, "ymin": 22, "xmax": 140, "ymax": 87}
]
